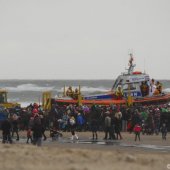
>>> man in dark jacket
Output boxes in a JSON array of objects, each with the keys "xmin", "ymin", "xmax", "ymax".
[
  {"xmin": 32, "ymin": 116, "xmax": 43, "ymax": 146},
  {"xmin": 1, "ymin": 119, "xmax": 12, "ymax": 144},
  {"xmin": 11, "ymin": 118, "xmax": 19, "ymax": 141},
  {"xmin": 160, "ymin": 123, "xmax": 167, "ymax": 140}
]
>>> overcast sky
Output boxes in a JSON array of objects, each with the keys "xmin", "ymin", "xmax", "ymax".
[{"xmin": 0, "ymin": 0, "xmax": 170, "ymax": 80}]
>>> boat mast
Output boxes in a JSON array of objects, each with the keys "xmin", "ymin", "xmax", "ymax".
[{"xmin": 128, "ymin": 53, "xmax": 136, "ymax": 74}]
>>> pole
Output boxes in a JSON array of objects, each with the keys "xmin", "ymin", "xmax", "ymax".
[
  {"xmin": 78, "ymin": 85, "xmax": 82, "ymax": 106},
  {"xmin": 127, "ymin": 83, "xmax": 133, "ymax": 106},
  {"xmin": 63, "ymin": 85, "xmax": 66, "ymax": 97}
]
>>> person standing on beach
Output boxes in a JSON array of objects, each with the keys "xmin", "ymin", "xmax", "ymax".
[
  {"xmin": 69, "ymin": 116, "xmax": 79, "ymax": 140},
  {"xmin": 133, "ymin": 123, "xmax": 142, "ymax": 141},
  {"xmin": 104, "ymin": 111, "xmax": 111, "ymax": 140},
  {"xmin": 91, "ymin": 116, "xmax": 98, "ymax": 140},
  {"xmin": 40, "ymin": 114, "xmax": 47, "ymax": 141},
  {"xmin": 115, "ymin": 110, "xmax": 123, "ymax": 140},
  {"xmin": 1, "ymin": 119, "xmax": 12, "ymax": 144},
  {"xmin": 32, "ymin": 115, "xmax": 43, "ymax": 146},
  {"xmin": 11, "ymin": 114, "xmax": 19, "ymax": 141},
  {"xmin": 160, "ymin": 123, "xmax": 167, "ymax": 140}
]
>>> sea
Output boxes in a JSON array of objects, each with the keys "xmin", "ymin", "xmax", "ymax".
[{"xmin": 0, "ymin": 79, "xmax": 170, "ymax": 107}]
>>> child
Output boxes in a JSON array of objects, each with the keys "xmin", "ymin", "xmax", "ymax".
[
  {"xmin": 69, "ymin": 116, "xmax": 78, "ymax": 140},
  {"xmin": 133, "ymin": 124, "xmax": 142, "ymax": 141},
  {"xmin": 26, "ymin": 128, "xmax": 33, "ymax": 144},
  {"xmin": 160, "ymin": 123, "xmax": 167, "ymax": 140}
]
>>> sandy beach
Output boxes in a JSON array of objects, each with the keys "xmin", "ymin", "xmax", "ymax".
[{"xmin": 0, "ymin": 132, "xmax": 169, "ymax": 170}]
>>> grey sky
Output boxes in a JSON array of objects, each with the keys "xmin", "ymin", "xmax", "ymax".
[{"xmin": 0, "ymin": 0, "xmax": 170, "ymax": 79}]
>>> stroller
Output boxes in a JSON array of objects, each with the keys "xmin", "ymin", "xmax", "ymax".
[{"xmin": 50, "ymin": 128, "xmax": 63, "ymax": 141}]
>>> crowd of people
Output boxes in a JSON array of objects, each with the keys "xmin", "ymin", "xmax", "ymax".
[
  {"xmin": 0, "ymin": 102, "xmax": 169, "ymax": 146},
  {"xmin": 140, "ymin": 79, "xmax": 162, "ymax": 97}
]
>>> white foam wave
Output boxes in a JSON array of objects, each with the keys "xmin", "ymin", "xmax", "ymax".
[
  {"xmin": 5, "ymin": 84, "xmax": 110, "ymax": 94},
  {"xmin": 163, "ymin": 88, "xmax": 170, "ymax": 93},
  {"xmin": 18, "ymin": 102, "xmax": 33, "ymax": 107},
  {"xmin": 6, "ymin": 84, "xmax": 54, "ymax": 92}
]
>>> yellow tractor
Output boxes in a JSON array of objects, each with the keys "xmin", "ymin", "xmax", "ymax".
[
  {"xmin": 42, "ymin": 91, "xmax": 52, "ymax": 112},
  {"xmin": 42, "ymin": 86, "xmax": 83, "ymax": 112},
  {"xmin": 0, "ymin": 89, "xmax": 20, "ymax": 108}
]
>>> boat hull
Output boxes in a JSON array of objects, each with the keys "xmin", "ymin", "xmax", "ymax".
[{"xmin": 55, "ymin": 93, "xmax": 170, "ymax": 106}]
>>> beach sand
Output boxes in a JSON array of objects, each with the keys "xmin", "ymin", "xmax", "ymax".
[{"xmin": 0, "ymin": 132, "xmax": 169, "ymax": 170}]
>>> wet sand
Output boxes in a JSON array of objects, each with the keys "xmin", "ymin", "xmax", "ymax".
[{"xmin": 0, "ymin": 132, "xmax": 169, "ymax": 170}]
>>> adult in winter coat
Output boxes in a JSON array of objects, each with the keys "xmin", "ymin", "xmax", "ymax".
[
  {"xmin": 115, "ymin": 111, "xmax": 123, "ymax": 140},
  {"xmin": 1, "ymin": 119, "xmax": 12, "ymax": 144},
  {"xmin": 160, "ymin": 123, "xmax": 167, "ymax": 140},
  {"xmin": 32, "ymin": 116, "xmax": 43, "ymax": 146},
  {"xmin": 104, "ymin": 111, "xmax": 111, "ymax": 140}
]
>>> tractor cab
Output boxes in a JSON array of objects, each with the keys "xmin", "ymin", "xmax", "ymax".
[
  {"xmin": 0, "ymin": 89, "xmax": 20, "ymax": 108},
  {"xmin": 0, "ymin": 90, "xmax": 7, "ymax": 103}
]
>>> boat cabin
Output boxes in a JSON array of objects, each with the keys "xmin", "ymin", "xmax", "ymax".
[
  {"xmin": 112, "ymin": 54, "xmax": 150, "ymax": 98},
  {"xmin": 112, "ymin": 72, "xmax": 150, "ymax": 98}
]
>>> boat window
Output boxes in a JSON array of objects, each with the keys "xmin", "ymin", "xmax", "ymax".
[
  {"xmin": 123, "ymin": 83, "xmax": 136, "ymax": 91},
  {"xmin": 112, "ymin": 79, "xmax": 123, "ymax": 90},
  {"xmin": 112, "ymin": 79, "xmax": 118, "ymax": 90}
]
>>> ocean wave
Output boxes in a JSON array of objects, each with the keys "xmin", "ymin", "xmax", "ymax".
[
  {"xmin": 4, "ymin": 83, "xmax": 110, "ymax": 94},
  {"xmin": 20, "ymin": 102, "xmax": 37, "ymax": 107},
  {"xmin": 163, "ymin": 88, "xmax": 170, "ymax": 93},
  {"xmin": 6, "ymin": 84, "xmax": 55, "ymax": 92}
]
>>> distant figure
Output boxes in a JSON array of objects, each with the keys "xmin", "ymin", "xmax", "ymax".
[
  {"xmin": 40, "ymin": 114, "xmax": 47, "ymax": 141},
  {"xmin": 149, "ymin": 79, "xmax": 156, "ymax": 96},
  {"xmin": 140, "ymin": 81, "xmax": 149, "ymax": 97},
  {"xmin": 66, "ymin": 86, "xmax": 74, "ymax": 98},
  {"xmin": 76, "ymin": 113, "xmax": 85, "ymax": 132},
  {"xmin": 104, "ymin": 111, "xmax": 111, "ymax": 140},
  {"xmin": 69, "ymin": 116, "xmax": 79, "ymax": 140},
  {"xmin": 160, "ymin": 123, "xmax": 167, "ymax": 140},
  {"xmin": 91, "ymin": 118, "xmax": 98, "ymax": 140},
  {"xmin": 32, "ymin": 116, "xmax": 43, "ymax": 146},
  {"xmin": 156, "ymin": 81, "xmax": 162, "ymax": 94},
  {"xmin": 73, "ymin": 88, "xmax": 79, "ymax": 99},
  {"xmin": 1, "ymin": 119, "xmax": 12, "ymax": 144},
  {"xmin": 115, "ymin": 86, "xmax": 123, "ymax": 99},
  {"xmin": 133, "ymin": 123, "xmax": 142, "ymax": 141},
  {"xmin": 140, "ymin": 82, "xmax": 144, "ymax": 97},
  {"xmin": 11, "ymin": 114, "xmax": 19, "ymax": 141},
  {"xmin": 115, "ymin": 111, "xmax": 123, "ymax": 140}
]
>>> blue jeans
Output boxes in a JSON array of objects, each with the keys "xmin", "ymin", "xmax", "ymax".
[{"xmin": 33, "ymin": 137, "xmax": 42, "ymax": 146}]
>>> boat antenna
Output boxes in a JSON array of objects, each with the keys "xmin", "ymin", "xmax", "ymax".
[
  {"xmin": 124, "ymin": 56, "xmax": 126, "ymax": 70},
  {"xmin": 144, "ymin": 58, "xmax": 146, "ymax": 74}
]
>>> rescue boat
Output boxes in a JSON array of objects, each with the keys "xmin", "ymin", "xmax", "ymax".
[{"xmin": 55, "ymin": 54, "xmax": 170, "ymax": 106}]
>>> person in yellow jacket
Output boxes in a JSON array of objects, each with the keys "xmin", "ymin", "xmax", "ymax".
[
  {"xmin": 116, "ymin": 86, "xmax": 124, "ymax": 99},
  {"xmin": 73, "ymin": 88, "xmax": 79, "ymax": 100},
  {"xmin": 156, "ymin": 81, "xmax": 162, "ymax": 94},
  {"xmin": 66, "ymin": 86, "xmax": 74, "ymax": 98}
]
